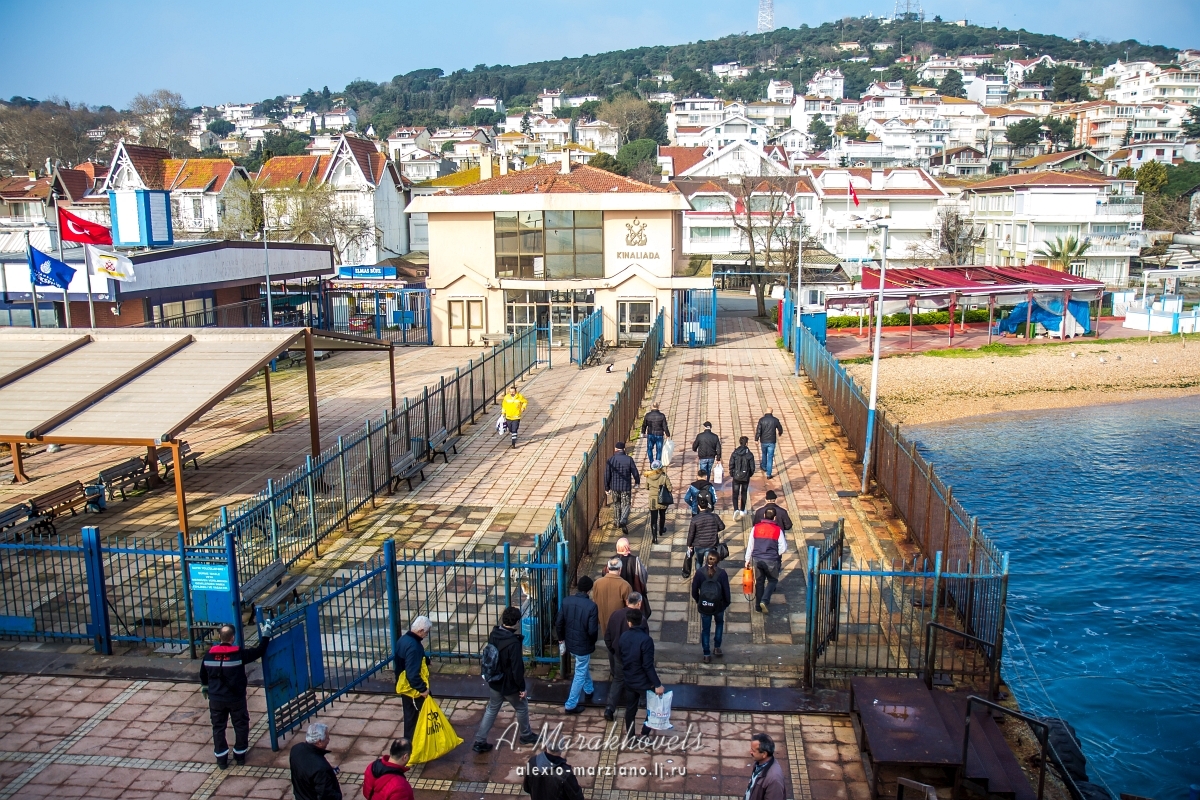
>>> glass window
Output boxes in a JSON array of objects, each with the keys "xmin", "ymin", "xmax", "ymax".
[
  {"xmin": 545, "ymin": 210, "xmax": 574, "ymax": 228},
  {"xmin": 546, "ymin": 228, "xmax": 574, "ymax": 254},
  {"xmin": 494, "ymin": 209, "xmax": 603, "ymax": 279},
  {"xmin": 575, "ymin": 253, "xmax": 604, "ymax": 278},
  {"xmin": 575, "ymin": 210, "xmax": 602, "ymax": 227},
  {"xmin": 575, "ymin": 228, "xmax": 603, "ymax": 253}
]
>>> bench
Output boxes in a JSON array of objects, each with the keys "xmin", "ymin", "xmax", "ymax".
[
  {"xmin": 239, "ymin": 559, "xmax": 287, "ymax": 608},
  {"xmin": 99, "ymin": 457, "xmax": 148, "ymax": 501},
  {"xmin": 258, "ymin": 573, "xmax": 306, "ymax": 612},
  {"xmin": 29, "ymin": 482, "xmax": 93, "ymax": 532},
  {"xmin": 157, "ymin": 442, "xmax": 203, "ymax": 476},
  {"xmin": 0, "ymin": 504, "xmax": 51, "ymax": 542},
  {"xmin": 427, "ymin": 428, "xmax": 461, "ymax": 464},
  {"xmin": 389, "ymin": 451, "xmax": 427, "ymax": 493}
]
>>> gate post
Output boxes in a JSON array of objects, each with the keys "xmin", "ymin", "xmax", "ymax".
[
  {"xmin": 179, "ymin": 531, "xmax": 197, "ymax": 659},
  {"xmin": 503, "ymin": 543, "xmax": 512, "ymax": 608},
  {"xmin": 556, "ymin": 540, "xmax": 568, "ymax": 677},
  {"xmin": 267, "ymin": 479, "xmax": 280, "ymax": 562},
  {"xmin": 421, "ymin": 387, "xmax": 431, "ymax": 459},
  {"xmin": 439, "ymin": 376, "xmax": 448, "ymax": 433},
  {"xmin": 990, "ymin": 553, "xmax": 1010, "ymax": 702},
  {"xmin": 454, "ymin": 368, "xmax": 463, "ymax": 434},
  {"xmin": 305, "ymin": 456, "xmax": 319, "ymax": 557},
  {"xmin": 338, "ymin": 436, "xmax": 350, "ymax": 530},
  {"xmin": 804, "ymin": 544, "xmax": 818, "ymax": 688},
  {"xmin": 384, "ymin": 539, "xmax": 400, "ymax": 668},
  {"xmin": 226, "ymin": 531, "xmax": 244, "ymax": 648},
  {"xmin": 82, "ymin": 526, "xmax": 112, "ymax": 655},
  {"xmin": 929, "ymin": 550, "xmax": 944, "ymax": 633},
  {"xmin": 468, "ymin": 360, "xmax": 476, "ymax": 423}
]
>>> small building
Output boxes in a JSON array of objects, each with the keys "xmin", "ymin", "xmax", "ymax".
[{"xmin": 1012, "ymin": 149, "xmax": 1106, "ymax": 173}]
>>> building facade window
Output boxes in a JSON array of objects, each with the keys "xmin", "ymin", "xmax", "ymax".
[
  {"xmin": 690, "ymin": 226, "xmax": 732, "ymax": 243},
  {"xmin": 494, "ymin": 210, "xmax": 603, "ymax": 280}
]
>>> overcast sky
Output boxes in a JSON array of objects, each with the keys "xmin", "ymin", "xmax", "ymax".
[{"xmin": 3, "ymin": 0, "xmax": 1197, "ymax": 108}]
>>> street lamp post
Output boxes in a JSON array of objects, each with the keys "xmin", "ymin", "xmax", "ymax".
[
  {"xmin": 263, "ymin": 217, "xmax": 274, "ymax": 328},
  {"xmin": 860, "ymin": 220, "xmax": 890, "ymax": 495}
]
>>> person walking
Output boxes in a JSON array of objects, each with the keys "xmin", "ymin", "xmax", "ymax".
[
  {"xmin": 691, "ymin": 552, "xmax": 731, "ymax": 663},
  {"xmin": 644, "ymin": 460, "xmax": 672, "ymax": 543},
  {"xmin": 691, "ymin": 422, "xmax": 722, "ymax": 478},
  {"xmin": 474, "ymin": 607, "xmax": 539, "ymax": 752},
  {"xmin": 640, "ymin": 403, "xmax": 670, "ymax": 463},
  {"xmin": 555, "ymin": 576, "xmax": 599, "ymax": 714},
  {"xmin": 754, "ymin": 410, "xmax": 784, "ymax": 480},
  {"xmin": 617, "ymin": 608, "xmax": 665, "ymax": 741},
  {"xmin": 745, "ymin": 734, "xmax": 786, "ymax": 800},
  {"xmin": 522, "ymin": 738, "xmax": 585, "ymax": 800},
  {"xmin": 683, "ymin": 468, "xmax": 717, "ymax": 516},
  {"xmin": 394, "ymin": 616, "xmax": 432, "ymax": 745},
  {"xmin": 290, "ymin": 723, "xmax": 343, "ymax": 800},
  {"xmin": 602, "ymin": 592, "xmax": 645, "ymax": 722},
  {"xmin": 200, "ymin": 621, "xmax": 273, "ymax": 769},
  {"xmin": 745, "ymin": 508, "xmax": 787, "ymax": 614},
  {"xmin": 751, "ymin": 490, "xmax": 793, "ymax": 533},
  {"xmin": 616, "ymin": 537, "xmax": 651, "ymax": 618},
  {"xmin": 728, "ymin": 436, "xmax": 755, "ymax": 521},
  {"xmin": 686, "ymin": 496, "xmax": 725, "ymax": 576},
  {"xmin": 592, "ymin": 558, "xmax": 631, "ymax": 636},
  {"xmin": 363, "ymin": 740, "xmax": 413, "ymax": 800},
  {"xmin": 502, "ymin": 386, "xmax": 528, "ymax": 448},
  {"xmin": 604, "ymin": 442, "xmax": 640, "ymax": 535}
]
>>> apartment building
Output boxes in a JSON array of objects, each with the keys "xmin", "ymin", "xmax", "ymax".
[
  {"xmin": 1103, "ymin": 54, "xmax": 1200, "ymax": 104},
  {"xmin": 671, "ymin": 175, "xmax": 818, "ymax": 259}
]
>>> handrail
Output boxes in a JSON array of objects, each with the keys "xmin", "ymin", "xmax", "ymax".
[
  {"xmin": 924, "ymin": 621, "xmax": 999, "ymax": 699},
  {"xmin": 957, "ymin": 696, "xmax": 1049, "ymax": 800}
]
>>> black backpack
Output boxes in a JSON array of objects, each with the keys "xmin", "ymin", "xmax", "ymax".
[
  {"xmin": 697, "ymin": 574, "xmax": 726, "ymax": 615},
  {"xmin": 480, "ymin": 641, "xmax": 502, "ymax": 683},
  {"xmin": 730, "ymin": 450, "xmax": 754, "ymax": 482}
]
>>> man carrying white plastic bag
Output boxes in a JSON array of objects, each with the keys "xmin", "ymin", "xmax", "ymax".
[{"xmin": 616, "ymin": 608, "xmax": 668, "ymax": 741}]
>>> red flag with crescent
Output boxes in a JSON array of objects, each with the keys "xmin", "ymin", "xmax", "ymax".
[
  {"xmin": 848, "ymin": 182, "xmax": 861, "ymax": 207},
  {"xmin": 58, "ymin": 207, "xmax": 112, "ymax": 245}
]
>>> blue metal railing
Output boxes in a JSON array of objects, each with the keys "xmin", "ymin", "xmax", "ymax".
[{"xmin": 569, "ymin": 308, "xmax": 603, "ymax": 366}]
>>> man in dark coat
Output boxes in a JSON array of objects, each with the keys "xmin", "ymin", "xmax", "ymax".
[
  {"xmin": 290, "ymin": 722, "xmax": 343, "ymax": 800},
  {"xmin": 523, "ymin": 738, "xmax": 584, "ymax": 800},
  {"xmin": 745, "ymin": 733, "xmax": 786, "ymax": 800},
  {"xmin": 754, "ymin": 410, "xmax": 784, "ymax": 479},
  {"xmin": 555, "ymin": 576, "xmax": 598, "ymax": 714},
  {"xmin": 691, "ymin": 421, "xmax": 722, "ymax": 477},
  {"xmin": 602, "ymin": 591, "xmax": 645, "ymax": 722},
  {"xmin": 604, "ymin": 442, "xmax": 640, "ymax": 534},
  {"xmin": 394, "ymin": 616, "xmax": 432, "ymax": 743},
  {"xmin": 751, "ymin": 490, "xmax": 793, "ymax": 532},
  {"xmin": 200, "ymin": 621, "xmax": 272, "ymax": 768},
  {"xmin": 617, "ymin": 608, "xmax": 664, "ymax": 739},
  {"xmin": 640, "ymin": 403, "xmax": 671, "ymax": 463},
  {"xmin": 474, "ymin": 606, "xmax": 539, "ymax": 752},
  {"xmin": 686, "ymin": 497, "xmax": 725, "ymax": 574},
  {"xmin": 728, "ymin": 436, "xmax": 756, "ymax": 520}
]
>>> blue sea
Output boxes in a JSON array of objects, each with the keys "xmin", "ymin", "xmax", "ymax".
[{"xmin": 909, "ymin": 397, "xmax": 1200, "ymax": 800}]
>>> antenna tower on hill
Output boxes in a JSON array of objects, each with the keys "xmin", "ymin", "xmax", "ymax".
[
  {"xmin": 892, "ymin": 0, "xmax": 924, "ymax": 21},
  {"xmin": 757, "ymin": 0, "xmax": 774, "ymax": 33}
]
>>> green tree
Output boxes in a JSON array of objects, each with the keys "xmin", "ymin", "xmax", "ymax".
[
  {"xmin": 1049, "ymin": 66, "xmax": 1087, "ymax": 102},
  {"xmin": 1116, "ymin": 166, "xmax": 1136, "ymax": 180},
  {"xmin": 1035, "ymin": 235, "xmax": 1091, "ymax": 270},
  {"xmin": 1044, "ymin": 117, "xmax": 1075, "ymax": 146},
  {"xmin": 808, "ymin": 117, "xmax": 832, "ymax": 150},
  {"xmin": 939, "ymin": 70, "xmax": 966, "ymax": 98},
  {"xmin": 616, "ymin": 138, "xmax": 658, "ymax": 173},
  {"xmin": 1026, "ymin": 62, "xmax": 1057, "ymax": 86},
  {"xmin": 588, "ymin": 152, "xmax": 622, "ymax": 174},
  {"xmin": 1182, "ymin": 105, "xmax": 1200, "ymax": 138},
  {"xmin": 835, "ymin": 113, "xmax": 867, "ymax": 140},
  {"xmin": 1005, "ymin": 118, "xmax": 1042, "ymax": 147},
  {"xmin": 1136, "ymin": 160, "xmax": 1168, "ymax": 196},
  {"xmin": 207, "ymin": 118, "xmax": 235, "ymax": 137},
  {"xmin": 520, "ymin": 111, "xmax": 532, "ymax": 136}
]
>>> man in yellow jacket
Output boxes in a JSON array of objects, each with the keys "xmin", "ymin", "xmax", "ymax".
[{"xmin": 501, "ymin": 386, "xmax": 528, "ymax": 448}]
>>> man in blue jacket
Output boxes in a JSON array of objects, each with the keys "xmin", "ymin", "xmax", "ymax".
[
  {"xmin": 617, "ymin": 608, "xmax": 664, "ymax": 740},
  {"xmin": 394, "ymin": 616, "xmax": 432, "ymax": 744},
  {"xmin": 604, "ymin": 442, "xmax": 640, "ymax": 535},
  {"xmin": 555, "ymin": 576, "xmax": 599, "ymax": 715}
]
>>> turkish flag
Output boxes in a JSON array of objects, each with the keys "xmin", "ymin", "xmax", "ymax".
[
  {"xmin": 58, "ymin": 207, "xmax": 112, "ymax": 245},
  {"xmin": 848, "ymin": 182, "xmax": 861, "ymax": 207}
]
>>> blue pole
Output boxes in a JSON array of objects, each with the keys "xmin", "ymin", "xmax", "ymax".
[
  {"xmin": 82, "ymin": 526, "xmax": 112, "ymax": 655},
  {"xmin": 179, "ymin": 531, "xmax": 196, "ymax": 659},
  {"xmin": 503, "ymin": 542, "xmax": 512, "ymax": 608},
  {"xmin": 556, "ymin": 540, "xmax": 568, "ymax": 676},
  {"xmin": 384, "ymin": 539, "xmax": 400, "ymax": 668},
  {"xmin": 374, "ymin": 289, "xmax": 381, "ymax": 339}
]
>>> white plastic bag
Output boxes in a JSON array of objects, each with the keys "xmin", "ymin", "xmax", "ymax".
[
  {"xmin": 645, "ymin": 690, "xmax": 674, "ymax": 730},
  {"xmin": 662, "ymin": 438, "xmax": 676, "ymax": 466},
  {"xmin": 712, "ymin": 461, "xmax": 724, "ymax": 486},
  {"xmin": 496, "ymin": 415, "xmax": 508, "ymax": 435}
]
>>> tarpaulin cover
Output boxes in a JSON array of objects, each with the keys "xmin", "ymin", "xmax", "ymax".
[{"xmin": 997, "ymin": 298, "xmax": 1092, "ymax": 335}]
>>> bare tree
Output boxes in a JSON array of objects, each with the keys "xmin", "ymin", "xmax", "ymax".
[
  {"xmin": 129, "ymin": 89, "xmax": 190, "ymax": 154},
  {"xmin": 904, "ymin": 206, "xmax": 984, "ymax": 265},
  {"xmin": 598, "ymin": 96, "xmax": 656, "ymax": 145},
  {"xmin": 722, "ymin": 175, "xmax": 805, "ymax": 317},
  {"xmin": 0, "ymin": 100, "xmax": 114, "ymax": 172}
]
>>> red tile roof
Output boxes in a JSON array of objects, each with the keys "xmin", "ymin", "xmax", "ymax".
[
  {"xmin": 75, "ymin": 162, "xmax": 108, "ymax": 184},
  {"xmin": 810, "ymin": 167, "xmax": 944, "ymax": 197},
  {"xmin": 162, "ymin": 158, "xmax": 240, "ymax": 192},
  {"xmin": 968, "ymin": 171, "xmax": 1110, "ymax": 191},
  {"xmin": 120, "ymin": 143, "xmax": 171, "ymax": 189},
  {"xmin": 54, "ymin": 168, "xmax": 91, "ymax": 202},
  {"xmin": 452, "ymin": 163, "xmax": 672, "ymax": 195},
  {"xmin": 659, "ymin": 146, "xmax": 709, "ymax": 176},
  {"xmin": 255, "ymin": 155, "xmax": 330, "ymax": 188},
  {"xmin": 0, "ymin": 175, "xmax": 51, "ymax": 201},
  {"xmin": 343, "ymin": 135, "xmax": 383, "ymax": 184}
]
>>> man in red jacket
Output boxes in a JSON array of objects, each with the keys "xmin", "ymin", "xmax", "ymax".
[{"xmin": 362, "ymin": 739, "xmax": 414, "ymax": 800}]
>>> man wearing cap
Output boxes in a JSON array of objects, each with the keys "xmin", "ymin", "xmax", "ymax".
[
  {"xmin": 604, "ymin": 441, "xmax": 640, "ymax": 536},
  {"xmin": 752, "ymin": 490, "xmax": 793, "ymax": 533}
]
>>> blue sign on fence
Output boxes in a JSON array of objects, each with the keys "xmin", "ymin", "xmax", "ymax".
[
  {"xmin": 190, "ymin": 563, "xmax": 235, "ymax": 625},
  {"xmin": 337, "ymin": 265, "xmax": 397, "ymax": 280},
  {"xmin": 190, "ymin": 563, "xmax": 231, "ymax": 592}
]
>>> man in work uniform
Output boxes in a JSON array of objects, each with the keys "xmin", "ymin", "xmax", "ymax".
[
  {"xmin": 200, "ymin": 621, "xmax": 272, "ymax": 769},
  {"xmin": 502, "ymin": 386, "xmax": 528, "ymax": 448}
]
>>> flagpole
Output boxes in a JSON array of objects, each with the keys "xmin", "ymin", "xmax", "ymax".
[
  {"xmin": 82, "ymin": 246, "xmax": 97, "ymax": 328},
  {"xmin": 53, "ymin": 196, "xmax": 72, "ymax": 329},
  {"xmin": 24, "ymin": 231, "xmax": 40, "ymax": 328}
]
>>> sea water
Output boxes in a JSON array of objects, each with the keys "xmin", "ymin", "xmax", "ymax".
[{"xmin": 909, "ymin": 397, "xmax": 1200, "ymax": 799}]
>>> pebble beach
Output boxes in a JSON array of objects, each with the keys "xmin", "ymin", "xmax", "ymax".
[{"xmin": 844, "ymin": 335, "xmax": 1200, "ymax": 425}]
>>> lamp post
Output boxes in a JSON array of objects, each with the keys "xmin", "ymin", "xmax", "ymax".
[
  {"xmin": 792, "ymin": 215, "xmax": 804, "ymax": 377},
  {"xmin": 860, "ymin": 219, "xmax": 890, "ymax": 495},
  {"xmin": 262, "ymin": 212, "xmax": 274, "ymax": 328}
]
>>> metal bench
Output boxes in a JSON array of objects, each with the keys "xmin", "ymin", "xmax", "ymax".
[
  {"xmin": 257, "ymin": 573, "xmax": 306, "ymax": 612},
  {"xmin": 389, "ymin": 451, "xmax": 427, "ymax": 493},
  {"xmin": 239, "ymin": 559, "xmax": 288, "ymax": 608},
  {"xmin": 99, "ymin": 457, "xmax": 148, "ymax": 501},
  {"xmin": 157, "ymin": 441, "xmax": 203, "ymax": 476},
  {"xmin": 0, "ymin": 503, "xmax": 50, "ymax": 542},
  {"xmin": 427, "ymin": 428, "xmax": 461, "ymax": 464},
  {"xmin": 29, "ymin": 482, "xmax": 92, "ymax": 533}
]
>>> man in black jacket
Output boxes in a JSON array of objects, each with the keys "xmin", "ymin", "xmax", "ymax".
[
  {"xmin": 394, "ymin": 616, "xmax": 432, "ymax": 744},
  {"xmin": 686, "ymin": 497, "xmax": 726, "ymax": 575},
  {"xmin": 522, "ymin": 738, "xmax": 584, "ymax": 800},
  {"xmin": 554, "ymin": 576, "xmax": 598, "ymax": 715},
  {"xmin": 691, "ymin": 422, "xmax": 722, "ymax": 477},
  {"xmin": 290, "ymin": 722, "xmax": 343, "ymax": 800},
  {"xmin": 602, "ymin": 591, "xmax": 644, "ymax": 722},
  {"xmin": 754, "ymin": 410, "xmax": 784, "ymax": 479},
  {"xmin": 474, "ymin": 607, "xmax": 539, "ymax": 752},
  {"xmin": 640, "ymin": 403, "xmax": 670, "ymax": 463},
  {"xmin": 617, "ymin": 608, "xmax": 664, "ymax": 739},
  {"xmin": 200, "ymin": 621, "xmax": 272, "ymax": 769},
  {"xmin": 604, "ymin": 442, "xmax": 640, "ymax": 534},
  {"xmin": 751, "ymin": 490, "xmax": 793, "ymax": 532},
  {"xmin": 728, "ymin": 436, "xmax": 756, "ymax": 520}
]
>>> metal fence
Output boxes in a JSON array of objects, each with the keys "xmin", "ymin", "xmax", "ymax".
[
  {"xmin": 569, "ymin": 308, "xmax": 603, "ymax": 366},
  {"xmin": 673, "ymin": 288, "xmax": 716, "ymax": 347},
  {"xmin": 325, "ymin": 289, "xmax": 432, "ymax": 345}
]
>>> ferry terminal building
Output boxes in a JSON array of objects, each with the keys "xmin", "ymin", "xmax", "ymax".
[{"xmin": 406, "ymin": 161, "xmax": 712, "ymax": 347}]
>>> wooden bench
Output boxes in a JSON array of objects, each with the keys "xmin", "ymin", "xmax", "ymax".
[
  {"xmin": 0, "ymin": 504, "xmax": 50, "ymax": 542},
  {"xmin": 389, "ymin": 451, "xmax": 427, "ymax": 493},
  {"xmin": 427, "ymin": 428, "xmax": 461, "ymax": 464},
  {"xmin": 258, "ymin": 573, "xmax": 306, "ymax": 612},
  {"xmin": 29, "ymin": 482, "xmax": 92, "ymax": 532},
  {"xmin": 99, "ymin": 457, "xmax": 148, "ymax": 501},
  {"xmin": 157, "ymin": 442, "xmax": 203, "ymax": 476},
  {"xmin": 239, "ymin": 559, "xmax": 287, "ymax": 608}
]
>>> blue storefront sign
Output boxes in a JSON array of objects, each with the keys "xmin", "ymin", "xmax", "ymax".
[{"xmin": 336, "ymin": 265, "xmax": 398, "ymax": 280}]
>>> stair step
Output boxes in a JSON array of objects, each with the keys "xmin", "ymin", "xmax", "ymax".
[
  {"xmin": 975, "ymin": 708, "xmax": 1039, "ymax": 800},
  {"xmin": 929, "ymin": 691, "xmax": 994, "ymax": 786}
]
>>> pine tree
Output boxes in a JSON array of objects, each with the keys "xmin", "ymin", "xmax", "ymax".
[{"xmin": 939, "ymin": 70, "xmax": 966, "ymax": 98}]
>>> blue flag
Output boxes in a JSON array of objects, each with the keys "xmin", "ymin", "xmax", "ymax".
[{"xmin": 29, "ymin": 247, "xmax": 76, "ymax": 290}]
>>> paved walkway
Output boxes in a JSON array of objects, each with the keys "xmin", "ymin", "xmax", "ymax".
[{"xmin": 0, "ymin": 673, "xmax": 864, "ymax": 800}]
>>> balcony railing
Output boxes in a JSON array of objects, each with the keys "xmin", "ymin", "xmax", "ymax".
[{"xmin": 1096, "ymin": 197, "xmax": 1143, "ymax": 215}]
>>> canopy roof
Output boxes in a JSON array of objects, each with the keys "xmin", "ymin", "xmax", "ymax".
[
  {"xmin": 827, "ymin": 265, "xmax": 1105, "ymax": 307},
  {"xmin": 0, "ymin": 327, "xmax": 388, "ymax": 446}
]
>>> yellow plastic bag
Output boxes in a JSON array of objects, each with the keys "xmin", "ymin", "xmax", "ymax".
[
  {"xmin": 395, "ymin": 659, "xmax": 430, "ymax": 698},
  {"xmin": 409, "ymin": 695, "xmax": 463, "ymax": 764}
]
